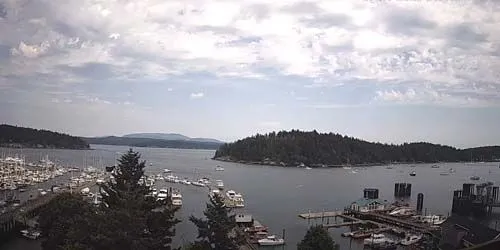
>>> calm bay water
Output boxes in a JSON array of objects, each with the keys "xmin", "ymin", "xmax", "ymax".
[{"xmin": 3, "ymin": 145, "xmax": 500, "ymax": 250}]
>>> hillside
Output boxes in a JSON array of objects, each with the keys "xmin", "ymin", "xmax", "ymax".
[
  {"xmin": 0, "ymin": 124, "xmax": 89, "ymax": 149},
  {"xmin": 123, "ymin": 133, "xmax": 223, "ymax": 143},
  {"xmin": 213, "ymin": 130, "xmax": 500, "ymax": 166},
  {"xmin": 85, "ymin": 136, "xmax": 222, "ymax": 150}
]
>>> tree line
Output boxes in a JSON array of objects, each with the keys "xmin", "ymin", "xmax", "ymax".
[
  {"xmin": 84, "ymin": 136, "xmax": 222, "ymax": 150},
  {"xmin": 38, "ymin": 149, "xmax": 338, "ymax": 250},
  {"xmin": 0, "ymin": 124, "xmax": 89, "ymax": 149},
  {"xmin": 214, "ymin": 130, "xmax": 500, "ymax": 166}
]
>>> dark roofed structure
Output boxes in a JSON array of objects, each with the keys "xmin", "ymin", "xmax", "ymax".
[{"xmin": 439, "ymin": 215, "xmax": 500, "ymax": 249}]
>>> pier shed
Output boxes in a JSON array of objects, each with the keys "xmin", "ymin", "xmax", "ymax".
[
  {"xmin": 235, "ymin": 214, "xmax": 254, "ymax": 227},
  {"xmin": 350, "ymin": 198, "xmax": 389, "ymax": 213}
]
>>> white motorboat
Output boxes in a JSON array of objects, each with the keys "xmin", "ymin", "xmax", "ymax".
[
  {"xmin": 192, "ymin": 180, "xmax": 206, "ymax": 187},
  {"xmin": 209, "ymin": 189, "xmax": 221, "ymax": 199},
  {"xmin": 401, "ymin": 234, "xmax": 422, "ymax": 246},
  {"xmin": 171, "ymin": 190, "xmax": 182, "ymax": 206},
  {"xmin": 389, "ymin": 207, "xmax": 415, "ymax": 216},
  {"xmin": 216, "ymin": 180, "xmax": 224, "ymax": 189},
  {"xmin": 157, "ymin": 189, "xmax": 169, "ymax": 201},
  {"xmin": 305, "ymin": 167, "xmax": 312, "ymax": 170},
  {"xmin": 409, "ymin": 171, "xmax": 416, "ymax": 176},
  {"xmin": 258, "ymin": 235, "xmax": 285, "ymax": 246},
  {"xmin": 343, "ymin": 166, "xmax": 352, "ymax": 170},
  {"xmin": 80, "ymin": 187, "xmax": 90, "ymax": 194},
  {"xmin": 215, "ymin": 166, "xmax": 224, "ymax": 171},
  {"xmin": 226, "ymin": 190, "xmax": 245, "ymax": 208},
  {"xmin": 163, "ymin": 169, "xmax": 172, "ymax": 173},
  {"xmin": 180, "ymin": 179, "xmax": 191, "ymax": 185},
  {"xmin": 413, "ymin": 215, "xmax": 447, "ymax": 225},
  {"xmin": 363, "ymin": 234, "xmax": 393, "ymax": 246}
]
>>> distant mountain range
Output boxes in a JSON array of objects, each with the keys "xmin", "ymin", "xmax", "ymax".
[
  {"xmin": 122, "ymin": 133, "xmax": 224, "ymax": 144},
  {"xmin": 84, "ymin": 133, "xmax": 224, "ymax": 150}
]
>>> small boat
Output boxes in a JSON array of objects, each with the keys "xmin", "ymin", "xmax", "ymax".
[
  {"xmin": 216, "ymin": 180, "xmax": 224, "ymax": 189},
  {"xmin": 163, "ymin": 169, "xmax": 172, "ymax": 173},
  {"xmin": 386, "ymin": 166, "xmax": 394, "ymax": 169},
  {"xmin": 389, "ymin": 207, "xmax": 415, "ymax": 216},
  {"xmin": 401, "ymin": 234, "xmax": 422, "ymax": 245},
  {"xmin": 343, "ymin": 166, "xmax": 352, "ymax": 170},
  {"xmin": 305, "ymin": 167, "xmax": 312, "ymax": 170},
  {"xmin": 470, "ymin": 176, "xmax": 480, "ymax": 181},
  {"xmin": 191, "ymin": 180, "xmax": 206, "ymax": 187},
  {"xmin": 431, "ymin": 165, "xmax": 440, "ymax": 168},
  {"xmin": 440, "ymin": 172, "xmax": 449, "ymax": 176},
  {"xmin": 171, "ymin": 190, "xmax": 182, "ymax": 206},
  {"xmin": 180, "ymin": 179, "xmax": 191, "ymax": 185},
  {"xmin": 215, "ymin": 166, "xmax": 224, "ymax": 171},
  {"xmin": 409, "ymin": 171, "xmax": 416, "ymax": 176},
  {"xmin": 258, "ymin": 235, "xmax": 285, "ymax": 246},
  {"xmin": 341, "ymin": 232, "xmax": 354, "ymax": 237},
  {"xmin": 21, "ymin": 229, "xmax": 41, "ymax": 240},
  {"xmin": 449, "ymin": 168, "xmax": 455, "ymax": 173},
  {"xmin": 363, "ymin": 234, "xmax": 393, "ymax": 246}
]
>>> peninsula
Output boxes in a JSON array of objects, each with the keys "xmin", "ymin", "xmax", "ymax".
[
  {"xmin": 213, "ymin": 130, "xmax": 500, "ymax": 167},
  {"xmin": 0, "ymin": 124, "xmax": 90, "ymax": 149}
]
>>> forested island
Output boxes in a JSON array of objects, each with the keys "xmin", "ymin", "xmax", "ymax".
[
  {"xmin": 0, "ymin": 124, "xmax": 89, "ymax": 149},
  {"xmin": 214, "ymin": 130, "xmax": 500, "ymax": 167},
  {"xmin": 84, "ymin": 136, "xmax": 222, "ymax": 150}
]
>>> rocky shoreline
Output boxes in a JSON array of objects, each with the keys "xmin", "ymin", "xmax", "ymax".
[{"xmin": 212, "ymin": 157, "xmax": 387, "ymax": 168}]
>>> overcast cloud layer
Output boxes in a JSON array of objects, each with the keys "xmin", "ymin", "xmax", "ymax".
[{"xmin": 0, "ymin": 0, "xmax": 499, "ymax": 147}]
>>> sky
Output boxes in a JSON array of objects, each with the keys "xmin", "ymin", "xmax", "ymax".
[{"xmin": 0, "ymin": 0, "xmax": 499, "ymax": 148}]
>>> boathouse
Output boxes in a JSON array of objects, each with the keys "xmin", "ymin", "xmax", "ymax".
[
  {"xmin": 235, "ymin": 214, "xmax": 253, "ymax": 227},
  {"xmin": 349, "ymin": 198, "xmax": 389, "ymax": 213}
]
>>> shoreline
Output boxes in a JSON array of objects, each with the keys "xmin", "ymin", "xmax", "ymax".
[
  {"xmin": 212, "ymin": 157, "xmax": 498, "ymax": 168},
  {"xmin": 0, "ymin": 145, "xmax": 90, "ymax": 150}
]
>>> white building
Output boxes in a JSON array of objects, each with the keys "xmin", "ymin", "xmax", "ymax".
[{"xmin": 350, "ymin": 198, "xmax": 389, "ymax": 213}]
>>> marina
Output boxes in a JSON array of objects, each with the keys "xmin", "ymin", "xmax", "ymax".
[{"xmin": 2, "ymin": 145, "xmax": 500, "ymax": 250}]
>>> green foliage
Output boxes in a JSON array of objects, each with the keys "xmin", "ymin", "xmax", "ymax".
[
  {"xmin": 0, "ymin": 124, "xmax": 89, "ymax": 149},
  {"xmin": 214, "ymin": 130, "xmax": 500, "ymax": 165},
  {"xmin": 189, "ymin": 194, "xmax": 243, "ymax": 250},
  {"xmin": 297, "ymin": 226, "xmax": 339, "ymax": 250},
  {"xmin": 40, "ymin": 149, "xmax": 180, "ymax": 250},
  {"xmin": 39, "ymin": 193, "xmax": 99, "ymax": 250}
]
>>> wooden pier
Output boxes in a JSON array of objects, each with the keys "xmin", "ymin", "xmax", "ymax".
[
  {"xmin": 322, "ymin": 220, "xmax": 363, "ymax": 228},
  {"xmin": 298, "ymin": 210, "xmax": 344, "ymax": 219}
]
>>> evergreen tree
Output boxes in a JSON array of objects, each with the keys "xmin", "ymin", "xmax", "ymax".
[
  {"xmin": 297, "ymin": 225, "xmax": 339, "ymax": 250},
  {"xmin": 99, "ymin": 148, "xmax": 180, "ymax": 250},
  {"xmin": 39, "ymin": 193, "xmax": 99, "ymax": 249},
  {"xmin": 189, "ymin": 193, "xmax": 243, "ymax": 250}
]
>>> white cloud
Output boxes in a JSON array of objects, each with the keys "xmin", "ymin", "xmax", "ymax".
[
  {"xmin": 190, "ymin": 92, "xmax": 204, "ymax": 99},
  {"xmin": 0, "ymin": 0, "xmax": 498, "ymax": 107}
]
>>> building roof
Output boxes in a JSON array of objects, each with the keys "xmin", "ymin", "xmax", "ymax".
[
  {"xmin": 464, "ymin": 238, "xmax": 500, "ymax": 250},
  {"xmin": 443, "ymin": 215, "xmax": 500, "ymax": 246},
  {"xmin": 351, "ymin": 198, "xmax": 388, "ymax": 207},
  {"xmin": 235, "ymin": 214, "xmax": 253, "ymax": 223}
]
